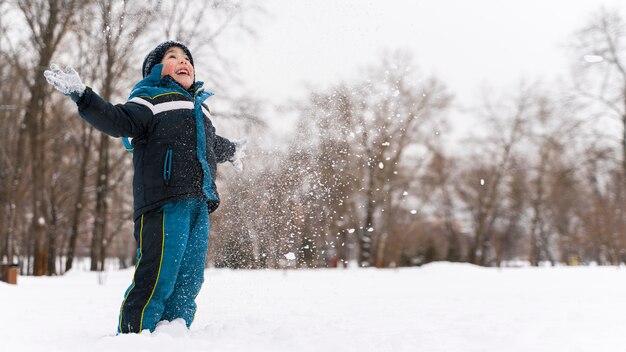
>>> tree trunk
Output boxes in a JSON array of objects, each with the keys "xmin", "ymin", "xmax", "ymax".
[
  {"xmin": 90, "ymin": 136, "xmax": 109, "ymax": 271},
  {"xmin": 65, "ymin": 126, "xmax": 93, "ymax": 272},
  {"xmin": 359, "ymin": 168, "xmax": 375, "ymax": 267},
  {"xmin": 2, "ymin": 115, "xmax": 27, "ymax": 266},
  {"xmin": 27, "ymin": 53, "xmax": 54, "ymax": 276}
]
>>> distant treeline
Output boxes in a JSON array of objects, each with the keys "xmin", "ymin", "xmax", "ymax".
[{"xmin": 0, "ymin": 2, "xmax": 624, "ymax": 274}]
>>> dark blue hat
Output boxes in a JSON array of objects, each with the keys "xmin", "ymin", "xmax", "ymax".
[{"xmin": 142, "ymin": 41, "xmax": 194, "ymax": 78}]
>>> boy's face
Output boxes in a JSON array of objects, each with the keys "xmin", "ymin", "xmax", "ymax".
[{"xmin": 160, "ymin": 46, "xmax": 194, "ymax": 90}]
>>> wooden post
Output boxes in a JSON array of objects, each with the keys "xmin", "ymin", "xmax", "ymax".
[
  {"xmin": 0, "ymin": 264, "xmax": 18, "ymax": 285},
  {"xmin": 6, "ymin": 266, "xmax": 17, "ymax": 285}
]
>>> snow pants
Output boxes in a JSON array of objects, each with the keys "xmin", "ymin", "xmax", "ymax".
[{"xmin": 117, "ymin": 198, "xmax": 210, "ymax": 333}]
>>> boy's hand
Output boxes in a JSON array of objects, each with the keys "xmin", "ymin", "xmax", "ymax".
[
  {"xmin": 230, "ymin": 138, "xmax": 247, "ymax": 173},
  {"xmin": 44, "ymin": 64, "xmax": 86, "ymax": 102}
]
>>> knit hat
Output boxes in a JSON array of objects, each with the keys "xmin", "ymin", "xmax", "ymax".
[{"xmin": 142, "ymin": 41, "xmax": 194, "ymax": 78}]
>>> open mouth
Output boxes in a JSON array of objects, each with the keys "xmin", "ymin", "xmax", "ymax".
[{"xmin": 175, "ymin": 68, "xmax": 190, "ymax": 76}]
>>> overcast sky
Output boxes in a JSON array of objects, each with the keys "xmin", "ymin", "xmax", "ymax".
[{"xmin": 227, "ymin": 0, "xmax": 625, "ymax": 107}]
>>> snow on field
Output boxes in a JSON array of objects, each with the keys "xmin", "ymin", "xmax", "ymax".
[{"xmin": 1, "ymin": 262, "xmax": 626, "ymax": 352}]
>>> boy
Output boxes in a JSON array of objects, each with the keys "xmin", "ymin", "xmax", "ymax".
[{"xmin": 44, "ymin": 41, "xmax": 245, "ymax": 333}]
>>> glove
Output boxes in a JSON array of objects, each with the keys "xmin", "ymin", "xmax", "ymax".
[
  {"xmin": 230, "ymin": 138, "xmax": 247, "ymax": 173},
  {"xmin": 43, "ymin": 64, "xmax": 86, "ymax": 102}
]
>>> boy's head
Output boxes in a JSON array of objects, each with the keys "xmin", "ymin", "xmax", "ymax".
[{"xmin": 142, "ymin": 41, "xmax": 195, "ymax": 89}]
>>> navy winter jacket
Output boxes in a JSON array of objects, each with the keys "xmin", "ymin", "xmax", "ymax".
[{"xmin": 76, "ymin": 64, "xmax": 236, "ymax": 220}]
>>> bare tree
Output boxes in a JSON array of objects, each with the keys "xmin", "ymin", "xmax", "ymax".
[
  {"xmin": 571, "ymin": 8, "xmax": 626, "ymax": 187},
  {"xmin": 420, "ymin": 151, "xmax": 465, "ymax": 262},
  {"xmin": 459, "ymin": 84, "xmax": 534, "ymax": 266},
  {"xmin": 84, "ymin": 0, "xmax": 159, "ymax": 272},
  {"xmin": 0, "ymin": 0, "xmax": 28, "ymax": 265},
  {"xmin": 247, "ymin": 52, "xmax": 453, "ymax": 268},
  {"xmin": 8, "ymin": 0, "xmax": 87, "ymax": 275},
  {"xmin": 570, "ymin": 7, "xmax": 626, "ymax": 265},
  {"xmin": 349, "ymin": 53, "xmax": 451, "ymax": 267}
]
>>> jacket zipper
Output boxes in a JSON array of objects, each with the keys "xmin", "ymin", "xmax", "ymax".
[{"xmin": 163, "ymin": 147, "xmax": 173, "ymax": 186}]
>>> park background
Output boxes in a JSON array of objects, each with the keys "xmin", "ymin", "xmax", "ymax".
[
  {"xmin": 4, "ymin": 1, "xmax": 626, "ymax": 351},
  {"xmin": 1, "ymin": 0, "xmax": 626, "ymax": 273}
]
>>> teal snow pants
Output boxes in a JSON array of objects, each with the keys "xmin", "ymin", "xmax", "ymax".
[{"xmin": 117, "ymin": 198, "xmax": 210, "ymax": 333}]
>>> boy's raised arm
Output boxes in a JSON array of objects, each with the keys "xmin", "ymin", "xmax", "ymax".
[{"xmin": 44, "ymin": 64, "xmax": 151, "ymax": 138}]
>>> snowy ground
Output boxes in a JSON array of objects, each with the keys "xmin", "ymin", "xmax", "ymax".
[{"xmin": 1, "ymin": 262, "xmax": 626, "ymax": 352}]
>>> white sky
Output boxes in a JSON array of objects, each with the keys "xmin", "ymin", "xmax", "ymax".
[{"xmin": 229, "ymin": 0, "xmax": 625, "ymax": 108}]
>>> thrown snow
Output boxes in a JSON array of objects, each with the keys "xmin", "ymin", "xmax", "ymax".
[{"xmin": 1, "ymin": 263, "xmax": 626, "ymax": 351}]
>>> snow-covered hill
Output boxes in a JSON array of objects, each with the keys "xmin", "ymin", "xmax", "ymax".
[{"xmin": 1, "ymin": 263, "xmax": 625, "ymax": 352}]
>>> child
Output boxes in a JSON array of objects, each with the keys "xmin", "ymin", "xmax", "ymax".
[{"xmin": 44, "ymin": 41, "xmax": 245, "ymax": 333}]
